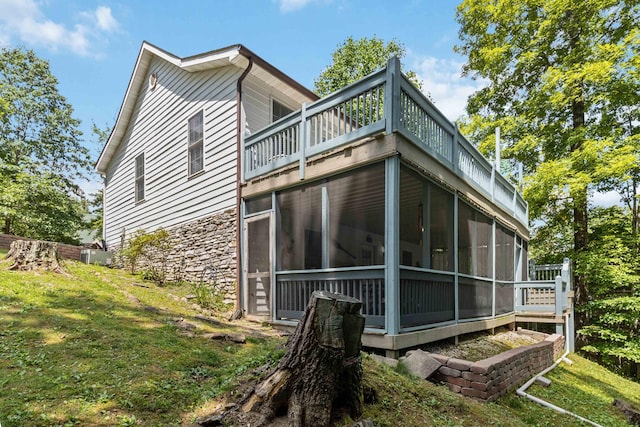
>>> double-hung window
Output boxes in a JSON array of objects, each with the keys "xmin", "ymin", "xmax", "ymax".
[
  {"xmin": 188, "ymin": 111, "xmax": 204, "ymax": 176},
  {"xmin": 135, "ymin": 153, "xmax": 145, "ymax": 203}
]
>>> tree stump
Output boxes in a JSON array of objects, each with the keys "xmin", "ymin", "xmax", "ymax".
[
  {"xmin": 242, "ymin": 290, "xmax": 366, "ymax": 427},
  {"xmin": 5, "ymin": 240, "xmax": 65, "ymax": 273},
  {"xmin": 613, "ymin": 398, "xmax": 640, "ymax": 426}
]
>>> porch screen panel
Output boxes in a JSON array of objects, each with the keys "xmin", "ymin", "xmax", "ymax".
[
  {"xmin": 458, "ymin": 276, "xmax": 493, "ymax": 319},
  {"xmin": 277, "ymin": 183, "xmax": 322, "ymax": 271},
  {"xmin": 246, "ymin": 194, "xmax": 272, "ymax": 215},
  {"xmin": 328, "ymin": 163, "xmax": 385, "ymax": 268},
  {"xmin": 521, "ymin": 239, "xmax": 529, "ymax": 281},
  {"xmin": 495, "ymin": 281, "xmax": 514, "ymax": 314},
  {"xmin": 495, "ymin": 224, "xmax": 515, "ymax": 281},
  {"xmin": 399, "ymin": 168, "xmax": 423, "ymax": 268},
  {"xmin": 429, "ymin": 184, "xmax": 454, "ymax": 271},
  {"xmin": 458, "ymin": 201, "xmax": 493, "ymax": 278},
  {"xmin": 399, "ymin": 166, "xmax": 454, "ymax": 271}
]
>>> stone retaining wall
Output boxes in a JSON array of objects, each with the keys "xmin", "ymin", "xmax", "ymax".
[
  {"xmin": 431, "ymin": 334, "xmax": 565, "ymax": 402},
  {"xmin": 0, "ymin": 234, "xmax": 82, "ymax": 261}
]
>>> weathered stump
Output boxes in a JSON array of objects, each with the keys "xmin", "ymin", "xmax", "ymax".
[
  {"xmin": 5, "ymin": 240, "xmax": 65, "ymax": 273},
  {"xmin": 242, "ymin": 290, "xmax": 365, "ymax": 426},
  {"xmin": 613, "ymin": 398, "xmax": 640, "ymax": 426}
]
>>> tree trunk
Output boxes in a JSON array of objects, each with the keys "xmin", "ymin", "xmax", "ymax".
[
  {"xmin": 241, "ymin": 290, "xmax": 365, "ymax": 427},
  {"xmin": 5, "ymin": 240, "xmax": 65, "ymax": 273},
  {"xmin": 571, "ymin": 76, "xmax": 589, "ymax": 338}
]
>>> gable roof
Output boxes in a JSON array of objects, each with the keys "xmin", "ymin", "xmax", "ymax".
[{"xmin": 95, "ymin": 41, "xmax": 318, "ymax": 174}]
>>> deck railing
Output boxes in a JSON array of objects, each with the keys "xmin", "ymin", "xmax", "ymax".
[
  {"xmin": 244, "ymin": 57, "xmax": 528, "ymax": 227},
  {"xmin": 274, "ymin": 260, "xmax": 570, "ymax": 333},
  {"xmin": 516, "ymin": 258, "xmax": 571, "ymax": 314},
  {"xmin": 275, "ymin": 268, "xmax": 385, "ymax": 328}
]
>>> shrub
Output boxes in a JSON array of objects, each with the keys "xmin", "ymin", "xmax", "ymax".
[{"xmin": 119, "ymin": 229, "xmax": 172, "ymax": 285}]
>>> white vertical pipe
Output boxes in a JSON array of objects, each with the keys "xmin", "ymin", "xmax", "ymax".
[{"xmin": 495, "ymin": 126, "xmax": 501, "ymax": 173}]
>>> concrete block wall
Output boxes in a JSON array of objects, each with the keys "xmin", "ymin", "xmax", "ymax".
[
  {"xmin": 431, "ymin": 334, "xmax": 565, "ymax": 402},
  {"xmin": 0, "ymin": 234, "xmax": 82, "ymax": 261}
]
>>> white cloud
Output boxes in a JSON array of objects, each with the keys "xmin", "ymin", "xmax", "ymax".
[
  {"xmin": 0, "ymin": 0, "xmax": 119, "ymax": 56},
  {"xmin": 94, "ymin": 6, "xmax": 119, "ymax": 32},
  {"xmin": 409, "ymin": 54, "xmax": 487, "ymax": 122},
  {"xmin": 276, "ymin": 0, "xmax": 325, "ymax": 13}
]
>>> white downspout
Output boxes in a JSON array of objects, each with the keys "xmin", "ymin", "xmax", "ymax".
[{"xmin": 516, "ymin": 314, "xmax": 602, "ymax": 427}]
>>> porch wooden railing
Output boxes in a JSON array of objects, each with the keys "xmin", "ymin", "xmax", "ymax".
[
  {"xmin": 274, "ymin": 259, "xmax": 571, "ymax": 334},
  {"xmin": 516, "ymin": 258, "xmax": 572, "ymax": 314},
  {"xmin": 275, "ymin": 268, "xmax": 385, "ymax": 328},
  {"xmin": 244, "ymin": 57, "xmax": 528, "ymax": 227}
]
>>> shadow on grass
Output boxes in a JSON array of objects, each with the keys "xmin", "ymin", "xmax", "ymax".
[{"xmin": 0, "ymin": 268, "xmax": 280, "ymax": 427}]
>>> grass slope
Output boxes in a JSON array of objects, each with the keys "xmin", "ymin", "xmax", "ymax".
[{"xmin": 1, "ymin": 257, "xmax": 639, "ymax": 426}]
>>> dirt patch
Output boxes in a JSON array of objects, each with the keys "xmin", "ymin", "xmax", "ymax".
[{"xmin": 421, "ymin": 329, "xmax": 544, "ymax": 362}]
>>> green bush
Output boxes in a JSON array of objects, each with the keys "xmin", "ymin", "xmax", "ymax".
[{"xmin": 119, "ymin": 229, "xmax": 172, "ymax": 285}]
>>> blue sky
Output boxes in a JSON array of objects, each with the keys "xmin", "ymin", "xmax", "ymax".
[
  {"xmin": 0, "ymin": 0, "xmax": 621, "ymax": 205},
  {"xmin": 0, "ymin": 1, "xmax": 477, "ymax": 163}
]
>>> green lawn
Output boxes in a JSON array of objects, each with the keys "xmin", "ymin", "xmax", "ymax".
[
  {"xmin": 0, "ymin": 259, "xmax": 284, "ymax": 426},
  {"xmin": 1, "ymin": 257, "xmax": 639, "ymax": 426}
]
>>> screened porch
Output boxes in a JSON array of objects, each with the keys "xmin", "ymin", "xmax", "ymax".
[{"xmin": 240, "ymin": 57, "xmax": 548, "ymax": 351}]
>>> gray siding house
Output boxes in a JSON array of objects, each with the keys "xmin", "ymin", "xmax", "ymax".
[
  {"xmin": 98, "ymin": 43, "xmax": 572, "ymax": 356},
  {"xmin": 96, "ymin": 42, "xmax": 316, "ymax": 299}
]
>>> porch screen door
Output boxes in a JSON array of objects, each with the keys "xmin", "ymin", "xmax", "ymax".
[{"xmin": 244, "ymin": 213, "xmax": 272, "ymax": 316}]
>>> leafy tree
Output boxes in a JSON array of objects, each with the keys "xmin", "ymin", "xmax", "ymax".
[
  {"xmin": 0, "ymin": 171, "xmax": 87, "ymax": 243},
  {"xmin": 0, "ymin": 47, "xmax": 91, "ymax": 243},
  {"xmin": 455, "ymin": 0, "xmax": 640, "ymax": 333},
  {"xmin": 88, "ymin": 189, "xmax": 104, "ymax": 240},
  {"xmin": 314, "ymin": 36, "xmax": 423, "ymax": 96},
  {"xmin": 88, "ymin": 123, "xmax": 111, "ymax": 240},
  {"xmin": 577, "ymin": 207, "xmax": 640, "ymax": 376}
]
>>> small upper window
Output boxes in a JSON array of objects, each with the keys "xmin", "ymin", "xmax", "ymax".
[
  {"xmin": 272, "ymin": 99, "xmax": 293, "ymax": 122},
  {"xmin": 135, "ymin": 153, "xmax": 145, "ymax": 203},
  {"xmin": 188, "ymin": 111, "xmax": 204, "ymax": 176}
]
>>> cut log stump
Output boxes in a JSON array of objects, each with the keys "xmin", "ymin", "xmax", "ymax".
[
  {"xmin": 241, "ymin": 290, "xmax": 366, "ymax": 427},
  {"xmin": 613, "ymin": 398, "xmax": 640, "ymax": 426},
  {"xmin": 5, "ymin": 240, "xmax": 65, "ymax": 274}
]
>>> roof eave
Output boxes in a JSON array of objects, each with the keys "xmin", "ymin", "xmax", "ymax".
[
  {"xmin": 95, "ymin": 42, "xmax": 318, "ymax": 174},
  {"xmin": 95, "ymin": 42, "xmax": 245, "ymax": 174}
]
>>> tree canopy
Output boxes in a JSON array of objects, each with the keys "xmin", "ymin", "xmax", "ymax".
[
  {"xmin": 314, "ymin": 36, "xmax": 422, "ymax": 96},
  {"xmin": 0, "ymin": 47, "xmax": 91, "ymax": 244},
  {"xmin": 455, "ymin": 0, "xmax": 640, "ymax": 333}
]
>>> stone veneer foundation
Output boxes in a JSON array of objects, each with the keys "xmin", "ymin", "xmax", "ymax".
[
  {"xmin": 118, "ymin": 209, "xmax": 238, "ymax": 303},
  {"xmin": 430, "ymin": 334, "xmax": 565, "ymax": 402}
]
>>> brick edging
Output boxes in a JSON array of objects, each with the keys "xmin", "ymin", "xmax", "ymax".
[{"xmin": 431, "ymin": 334, "xmax": 565, "ymax": 402}]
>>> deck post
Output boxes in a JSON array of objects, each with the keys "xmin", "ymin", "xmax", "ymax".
[
  {"xmin": 240, "ymin": 200, "xmax": 246, "ymax": 313},
  {"xmin": 491, "ymin": 220, "xmax": 496, "ymax": 318},
  {"xmin": 385, "ymin": 156, "xmax": 400, "ymax": 335},
  {"xmin": 555, "ymin": 275, "xmax": 563, "ymax": 335},
  {"xmin": 490, "ymin": 165, "xmax": 496, "ymax": 203},
  {"xmin": 452, "ymin": 123, "xmax": 459, "ymax": 173},
  {"xmin": 321, "ymin": 183, "xmax": 329, "ymax": 269},
  {"xmin": 453, "ymin": 194, "xmax": 459, "ymax": 323},
  {"xmin": 568, "ymin": 307, "xmax": 575, "ymax": 352},
  {"xmin": 299, "ymin": 102, "xmax": 307, "ymax": 180},
  {"xmin": 384, "ymin": 56, "xmax": 401, "ymax": 135}
]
